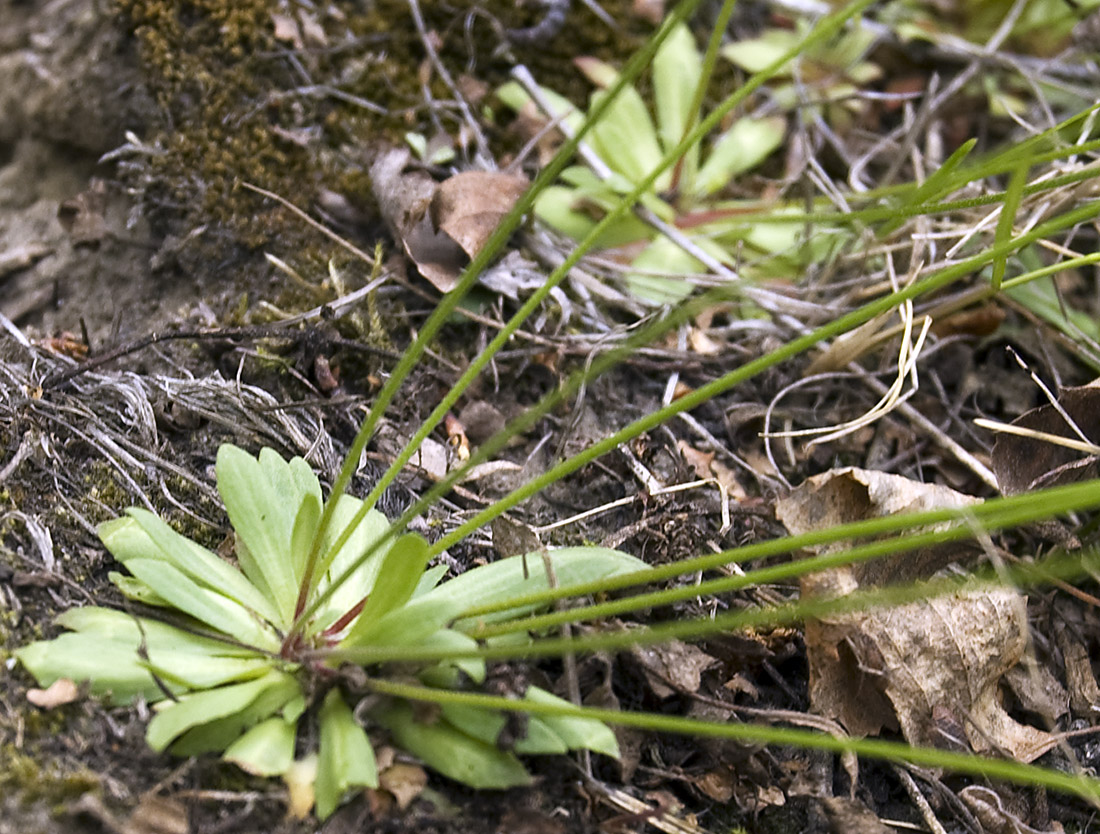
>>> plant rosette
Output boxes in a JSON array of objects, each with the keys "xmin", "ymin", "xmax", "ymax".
[
  {"xmin": 720, "ymin": 19, "xmax": 881, "ymax": 129},
  {"xmin": 498, "ymin": 23, "xmax": 841, "ymax": 304},
  {"xmin": 16, "ymin": 444, "xmax": 644, "ymax": 819}
]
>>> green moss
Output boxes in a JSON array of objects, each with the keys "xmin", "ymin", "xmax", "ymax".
[
  {"xmin": 0, "ymin": 745, "xmax": 101, "ymax": 808},
  {"xmin": 82, "ymin": 461, "xmax": 133, "ymax": 519},
  {"xmin": 110, "ymin": 0, "xmax": 645, "ymax": 244}
]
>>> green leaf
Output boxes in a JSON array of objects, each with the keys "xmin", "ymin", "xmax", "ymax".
[
  {"xmin": 359, "ymin": 547, "xmax": 648, "ymax": 646},
  {"xmin": 524, "ymin": 686, "xmax": 619, "ymax": 757},
  {"xmin": 224, "ymin": 715, "xmax": 297, "ymax": 776},
  {"xmin": 122, "ymin": 557, "xmax": 278, "ymax": 651},
  {"xmin": 146, "ymin": 670, "xmax": 298, "ymax": 752},
  {"xmin": 341, "ymin": 533, "xmax": 430, "ymax": 643},
  {"xmin": 311, "ymin": 494, "xmax": 392, "ymax": 624},
  {"xmin": 533, "ymin": 186, "xmax": 651, "ymax": 249},
  {"xmin": 140, "ymin": 651, "xmax": 273, "ymax": 692},
  {"xmin": 172, "ymin": 686, "xmax": 303, "ymax": 758},
  {"xmin": 57, "ymin": 606, "xmax": 259, "ymax": 656},
  {"xmin": 720, "ymin": 29, "xmax": 798, "ymax": 74},
  {"xmin": 290, "ymin": 491, "xmax": 322, "ymax": 596},
  {"xmin": 495, "ymin": 80, "xmax": 585, "ymax": 135},
  {"xmin": 694, "ymin": 116, "xmax": 786, "ymax": 198},
  {"xmin": 16, "ymin": 631, "xmax": 169, "ymax": 705},
  {"xmin": 409, "ymin": 629, "xmax": 486, "ymax": 686},
  {"xmin": 571, "ymin": 58, "xmax": 665, "ymax": 190},
  {"xmin": 372, "ymin": 701, "xmax": 532, "ymax": 789},
  {"xmin": 624, "ymin": 234, "xmax": 703, "ymax": 304},
  {"xmin": 439, "ymin": 703, "xmax": 568, "ymax": 755},
  {"xmin": 104, "ymin": 512, "xmax": 280, "ymax": 626},
  {"xmin": 217, "ymin": 445, "xmax": 303, "ymax": 623},
  {"xmin": 413, "ymin": 564, "xmax": 448, "ymax": 597},
  {"xmin": 315, "ymin": 689, "xmax": 378, "ymax": 820},
  {"xmin": 108, "ymin": 572, "xmax": 168, "ymax": 607},
  {"xmin": 653, "ymin": 23, "xmax": 701, "ymax": 178}
]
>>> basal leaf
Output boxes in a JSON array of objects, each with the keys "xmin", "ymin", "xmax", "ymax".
[
  {"xmin": 140, "ymin": 652, "xmax": 273, "ymax": 692},
  {"xmin": 217, "ymin": 444, "xmax": 301, "ymax": 623},
  {"xmin": 653, "ymin": 23, "xmax": 701, "ymax": 176},
  {"xmin": 495, "ymin": 80, "xmax": 585, "ymax": 135},
  {"xmin": 525, "ymin": 686, "xmax": 620, "ymax": 758},
  {"xmin": 290, "ymin": 491, "xmax": 322, "ymax": 594},
  {"xmin": 372, "ymin": 701, "xmax": 532, "ymax": 789},
  {"xmin": 625, "ymin": 234, "xmax": 703, "ymax": 304},
  {"xmin": 312, "ymin": 494, "xmax": 392, "ymax": 623},
  {"xmin": 390, "ymin": 629, "xmax": 485, "ymax": 686},
  {"xmin": 147, "ymin": 670, "xmax": 298, "ymax": 753},
  {"xmin": 56, "ymin": 607, "xmax": 259, "ymax": 657},
  {"xmin": 533, "ymin": 186, "xmax": 651, "ymax": 249},
  {"xmin": 694, "ymin": 116, "xmax": 786, "ymax": 198},
  {"xmin": 440, "ymin": 703, "xmax": 568, "ymax": 755},
  {"xmin": 358, "ymin": 547, "xmax": 648, "ymax": 645},
  {"xmin": 224, "ymin": 715, "xmax": 297, "ymax": 776},
  {"xmin": 584, "ymin": 73, "xmax": 665, "ymax": 188},
  {"xmin": 265, "ymin": 448, "xmax": 323, "ymax": 509},
  {"xmin": 16, "ymin": 631, "xmax": 169, "ymax": 705},
  {"xmin": 105, "ymin": 512, "xmax": 279, "ymax": 626},
  {"xmin": 721, "ymin": 29, "xmax": 798, "ymax": 74},
  {"xmin": 413, "ymin": 564, "xmax": 448, "ymax": 597},
  {"xmin": 123, "ymin": 558, "xmax": 278, "ymax": 651},
  {"xmin": 342, "ymin": 532, "xmax": 430, "ymax": 644},
  {"xmin": 315, "ymin": 689, "xmax": 378, "ymax": 820},
  {"xmin": 109, "ymin": 572, "xmax": 168, "ymax": 607}
]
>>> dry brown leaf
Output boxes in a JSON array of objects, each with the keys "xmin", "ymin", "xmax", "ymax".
[
  {"xmin": 678, "ymin": 441, "xmax": 716, "ymax": 481},
  {"xmin": 408, "ymin": 436, "xmax": 450, "ymax": 482},
  {"xmin": 492, "ymin": 515, "xmax": 541, "ymax": 559},
  {"xmin": 676, "ymin": 441, "xmax": 748, "ymax": 500},
  {"xmin": 819, "ymin": 797, "xmax": 893, "ymax": 834},
  {"xmin": 629, "ymin": 639, "xmax": 718, "ymax": 698},
  {"xmin": 778, "ymin": 467, "xmax": 1058, "ymax": 762},
  {"xmin": 430, "ymin": 171, "xmax": 528, "ymax": 259},
  {"xmin": 27, "ymin": 677, "xmax": 79, "ymax": 708},
  {"xmin": 379, "ymin": 762, "xmax": 427, "ymax": 811},
  {"xmin": 1055, "ymin": 611, "xmax": 1100, "ymax": 715},
  {"xmin": 775, "ymin": 467, "xmax": 980, "ymax": 586},
  {"xmin": 456, "ymin": 74, "xmax": 490, "ymax": 106},
  {"xmin": 122, "ymin": 795, "xmax": 189, "ymax": 834},
  {"xmin": 694, "ymin": 766, "xmax": 736, "ymax": 802},
  {"xmin": 459, "ymin": 400, "xmax": 506, "ymax": 445},
  {"xmin": 959, "ymin": 785, "xmax": 1056, "ymax": 834},
  {"xmin": 929, "ymin": 304, "xmax": 1005, "ymax": 338},
  {"xmin": 811, "ymin": 588, "xmax": 1055, "ymax": 760},
  {"xmin": 990, "ymin": 380, "xmax": 1100, "ymax": 495},
  {"xmin": 1003, "ymin": 658, "xmax": 1069, "ymax": 725},
  {"xmin": 370, "ymin": 147, "xmax": 465, "ymax": 292},
  {"xmin": 370, "ymin": 150, "xmax": 526, "ymax": 293}
]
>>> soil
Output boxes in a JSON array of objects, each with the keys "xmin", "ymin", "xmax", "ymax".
[{"xmin": 1, "ymin": 2, "xmax": 1099, "ymax": 834}]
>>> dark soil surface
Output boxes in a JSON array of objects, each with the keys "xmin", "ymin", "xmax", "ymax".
[{"xmin": 3, "ymin": 2, "xmax": 1100, "ymax": 834}]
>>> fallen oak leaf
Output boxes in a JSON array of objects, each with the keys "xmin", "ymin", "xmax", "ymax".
[
  {"xmin": 430, "ymin": 171, "xmax": 528, "ymax": 260},
  {"xmin": 988, "ymin": 379, "xmax": 1100, "ymax": 495},
  {"xmin": 370, "ymin": 148, "xmax": 527, "ymax": 293},
  {"xmin": 777, "ymin": 467, "xmax": 1061, "ymax": 762}
]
